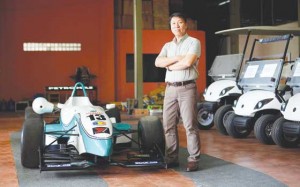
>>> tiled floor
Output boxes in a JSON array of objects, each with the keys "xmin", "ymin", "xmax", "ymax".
[{"xmin": 1, "ymin": 112, "xmax": 300, "ymax": 186}]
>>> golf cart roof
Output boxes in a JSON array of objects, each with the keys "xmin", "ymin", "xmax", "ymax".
[{"xmin": 215, "ymin": 26, "xmax": 300, "ymax": 36}]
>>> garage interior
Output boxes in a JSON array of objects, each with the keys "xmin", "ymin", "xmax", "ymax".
[{"xmin": 1, "ymin": 0, "xmax": 300, "ymax": 186}]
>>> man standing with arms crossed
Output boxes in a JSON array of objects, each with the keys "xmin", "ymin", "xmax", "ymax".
[{"xmin": 155, "ymin": 12, "xmax": 201, "ymax": 172}]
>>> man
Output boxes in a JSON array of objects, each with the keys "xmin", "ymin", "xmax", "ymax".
[{"xmin": 155, "ymin": 12, "xmax": 201, "ymax": 172}]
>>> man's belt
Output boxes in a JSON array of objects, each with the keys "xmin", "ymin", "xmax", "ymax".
[{"xmin": 167, "ymin": 80, "xmax": 195, "ymax": 87}]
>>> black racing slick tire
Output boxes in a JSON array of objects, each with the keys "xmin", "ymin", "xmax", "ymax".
[
  {"xmin": 214, "ymin": 105, "xmax": 233, "ymax": 135},
  {"xmin": 21, "ymin": 118, "xmax": 44, "ymax": 168},
  {"xmin": 271, "ymin": 117, "xmax": 300, "ymax": 148},
  {"xmin": 138, "ymin": 116, "xmax": 165, "ymax": 155},
  {"xmin": 106, "ymin": 107, "xmax": 121, "ymax": 123},
  {"xmin": 254, "ymin": 114, "xmax": 276, "ymax": 145},
  {"xmin": 24, "ymin": 106, "xmax": 41, "ymax": 119}
]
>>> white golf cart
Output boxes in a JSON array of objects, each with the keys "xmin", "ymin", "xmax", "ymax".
[
  {"xmin": 225, "ymin": 33, "xmax": 294, "ymax": 144},
  {"xmin": 198, "ymin": 26, "xmax": 300, "ymax": 136},
  {"xmin": 272, "ymin": 58, "xmax": 300, "ymax": 148},
  {"xmin": 197, "ymin": 28, "xmax": 249, "ymax": 131}
]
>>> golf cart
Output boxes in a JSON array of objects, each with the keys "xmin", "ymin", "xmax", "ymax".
[
  {"xmin": 271, "ymin": 58, "xmax": 300, "ymax": 148},
  {"xmin": 225, "ymin": 33, "xmax": 295, "ymax": 144},
  {"xmin": 197, "ymin": 28, "xmax": 249, "ymax": 131},
  {"xmin": 198, "ymin": 26, "xmax": 299, "ymax": 135}
]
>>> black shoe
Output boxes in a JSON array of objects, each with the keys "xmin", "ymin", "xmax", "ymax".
[
  {"xmin": 186, "ymin": 161, "xmax": 198, "ymax": 172},
  {"xmin": 166, "ymin": 162, "xmax": 179, "ymax": 169}
]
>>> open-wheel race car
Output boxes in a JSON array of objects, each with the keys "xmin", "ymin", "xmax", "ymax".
[{"xmin": 21, "ymin": 82, "xmax": 166, "ymax": 171}]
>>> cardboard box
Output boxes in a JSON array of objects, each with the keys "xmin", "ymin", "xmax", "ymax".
[
  {"xmin": 123, "ymin": 0, "xmax": 153, "ymax": 15},
  {"xmin": 115, "ymin": 0, "xmax": 123, "ymax": 15},
  {"xmin": 154, "ymin": 16, "xmax": 169, "ymax": 30},
  {"xmin": 133, "ymin": 109, "xmax": 149, "ymax": 115},
  {"xmin": 142, "ymin": 0, "xmax": 153, "ymax": 15},
  {"xmin": 143, "ymin": 15, "xmax": 154, "ymax": 29},
  {"xmin": 115, "ymin": 15, "xmax": 122, "ymax": 29},
  {"xmin": 122, "ymin": 15, "xmax": 133, "ymax": 29},
  {"xmin": 187, "ymin": 18, "xmax": 198, "ymax": 30},
  {"xmin": 153, "ymin": 0, "xmax": 169, "ymax": 17},
  {"xmin": 123, "ymin": 0, "xmax": 133, "ymax": 15},
  {"xmin": 122, "ymin": 15, "xmax": 154, "ymax": 30}
]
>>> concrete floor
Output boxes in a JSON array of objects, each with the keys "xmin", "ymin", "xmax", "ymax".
[{"xmin": 1, "ymin": 112, "xmax": 300, "ymax": 187}]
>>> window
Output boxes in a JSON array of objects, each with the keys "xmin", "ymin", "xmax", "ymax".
[
  {"xmin": 23, "ymin": 42, "xmax": 81, "ymax": 51},
  {"xmin": 126, "ymin": 54, "xmax": 166, "ymax": 82}
]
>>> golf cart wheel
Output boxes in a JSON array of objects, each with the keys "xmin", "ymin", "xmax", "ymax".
[
  {"xmin": 138, "ymin": 116, "xmax": 165, "ymax": 155},
  {"xmin": 21, "ymin": 117, "xmax": 44, "ymax": 168},
  {"xmin": 225, "ymin": 113, "xmax": 252, "ymax": 138},
  {"xmin": 106, "ymin": 107, "xmax": 121, "ymax": 123},
  {"xmin": 271, "ymin": 117, "xmax": 300, "ymax": 148},
  {"xmin": 254, "ymin": 114, "xmax": 276, "ymax": 145},
  {"xmin": 197, "ymin": 103, "xmax": 214, "ymax": 130},
  {"xmin": 214, "ymin": 105, "xmax": 233, "ymax": 135},
  {"xmin": 24, "ymin": 106, "xmax": 41, "ymax": 119}
]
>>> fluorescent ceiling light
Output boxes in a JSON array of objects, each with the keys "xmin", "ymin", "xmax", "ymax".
[{"xmin": 219, "ymin": 0, "xmax": 230, "ymax": 6}]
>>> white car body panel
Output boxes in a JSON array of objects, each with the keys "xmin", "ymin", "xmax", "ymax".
[
  {"xmin": 204, "ymin": 80, "xmax": 241, "ymax": 102},
  {"xmin": 282, "ymin": 93, "xmax": 300, "ymax": 121},
  {"xmin": 233, "ymin": 90, "xmax": 281, "ymax": 117}
]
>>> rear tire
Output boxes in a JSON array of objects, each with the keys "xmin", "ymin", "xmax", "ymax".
[
  {"xmin": 214, "ymin": 105, "xmax": 233, "ymax": 135},
  {"xmin": 21, "ymin": 118, "xmax": 44, "ymax": 168},
  {"xmin": 106, "ymin": 107, "xmax": 121, "ymax": 123},
  {"xmin": 138, "ymin": 116, "xmax": 165, "ymax": 155},
  {"xmin": 196, "ymin": 103, "xmax": 214, "ymax": 130},
  {"xmin": 254, "ymin": 114, "xmax": 276, "ymax": 145},
  {"xmin": 271, "ymin": 117, "xmax": 299, "ymax": 148}
]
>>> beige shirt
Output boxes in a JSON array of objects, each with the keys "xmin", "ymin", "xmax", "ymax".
[{"xmin": 158, "ymin": 34, "xmax": 201, "ymax": 82}]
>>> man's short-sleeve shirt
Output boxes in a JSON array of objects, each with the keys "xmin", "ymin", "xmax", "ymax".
[{"xmin": 158, "ymin": 34, "xmax": 201, "ymax": 82}]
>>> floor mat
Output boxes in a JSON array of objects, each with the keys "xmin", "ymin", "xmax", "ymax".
[
  {"xmin": 175, "ymin": 149, "xmax": 287, "ymax": 187},
  {"xmin": 11, "ymin": 132, "xmax": 287, "ymax": 187},
  {"xmin": 11, "ymin": 132, "xmax": 108, "ymax": 187}
]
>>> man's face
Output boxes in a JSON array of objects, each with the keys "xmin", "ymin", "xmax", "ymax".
[{"xmin": 170, "ymin": 16, "xmax": 187, "ymax": 37}]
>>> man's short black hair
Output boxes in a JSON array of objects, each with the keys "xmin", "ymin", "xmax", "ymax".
[{"xmin": 169, "ymin": 12, "xmax": 187, "ymax": 23}]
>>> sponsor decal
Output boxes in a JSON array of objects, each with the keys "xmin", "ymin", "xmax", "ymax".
[
  {"xmin": 86, "ymin": 111, "xmax": 101, "ymax": 115},
  {"xmin": 92, "ymin": 121, "xmax": 106, "ymax": 125},
  {"xmin": 46, "ymin": 163, "xmax": 71, "ymax": 168},
  {"xmin": 86, "ymin": 113, "xmax": 106, "ymax": 121},
  {"xmin": 46, "ymin": 86, "xmax": 95, "ymax": 91},
  {"xmin": 135, "ymin": 161, "xmax": 158, "ymax": 165},
  {"xmin": 92, "ymin": 127, "xmax": 110, "ymax": 134}
]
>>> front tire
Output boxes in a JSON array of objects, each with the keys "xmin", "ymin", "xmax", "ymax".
[
  {"xmin": 271, "ymin": 117, "xmax": 300, "ymax": 148},
  {"xmin": 254, "ymin": 114, "xmax": 276, "ymax": 145},
  {"xmin": 138, "ymin": 116, "xmax": 165, "ymax": 155},
  {"xmin": 214, "ymin": 105, "xmax": 233, "ymax": 135},
  {"xmin": 225, "ymin": 114, "xmax": 252, "ymax": 138},
  {"xmin": 21, "ymin": 118, "xmax": 44, "ymax": 168},
  {"xmin": 24, "ymin": 106, "xmax": 41, "ymax": 119},
  {"xmin": 197, "ymin": 103, "xmax": 214, "ymax": 130}
]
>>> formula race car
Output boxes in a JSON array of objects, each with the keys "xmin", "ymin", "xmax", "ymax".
[{"xmin": 21, "ymin": 82, "xmax": 166, "ymax": 171}]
